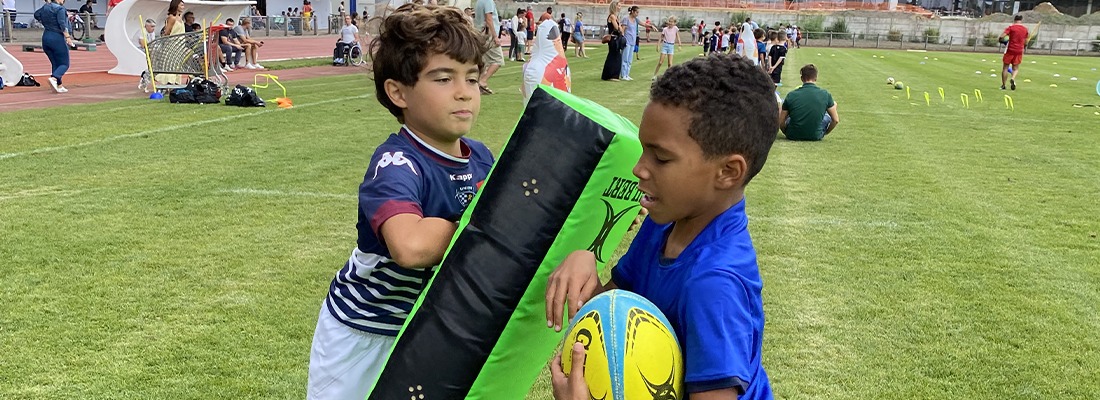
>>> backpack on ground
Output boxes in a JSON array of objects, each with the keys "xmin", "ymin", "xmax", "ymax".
[
  {"xmin": 169, "ymin": 87, "xmax": 195, "ymax": 103},
  {"xmin": 16, "ymin": 73, "xmax": 40, "ymax": 87},
  {"xmin": 224, "ymin": 84, "xmax": 265, "ymax": 107},
  {"xmin": 170, "ymin": 78, "xmax": 221, "ymax": 104}
]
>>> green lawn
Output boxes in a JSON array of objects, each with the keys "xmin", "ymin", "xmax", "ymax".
[{"xmin": 1, "ymin": 45, "xmax": 1098, "ymax": 400}]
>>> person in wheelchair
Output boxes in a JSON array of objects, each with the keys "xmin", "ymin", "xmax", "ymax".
[{"xmin": 333, "ymin": 14, "xmax": 362, "ymax": 65}]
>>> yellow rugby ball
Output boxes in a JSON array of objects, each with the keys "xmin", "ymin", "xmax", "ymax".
[{"xmin": 561, "ymin": 290, "xmax": 684, "ymax": 400}]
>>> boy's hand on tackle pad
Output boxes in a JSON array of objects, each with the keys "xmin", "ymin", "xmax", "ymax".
[{"xmin": 546, "ymin": 250, "xmax": 600, "ymax": 332}]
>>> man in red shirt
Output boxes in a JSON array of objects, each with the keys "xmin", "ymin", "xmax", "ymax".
[
  {"xmin": 1000, "ymin": 14, "xmax": 1029, "ymax": 91},
  {"xmin": 525, "ymin": 6, "xmax": 535, "ymax": 55}
]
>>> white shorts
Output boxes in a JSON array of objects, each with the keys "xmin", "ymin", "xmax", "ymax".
[{"xmin": 307, "ymin": 303, "xmax": 396, "ymax": 400}]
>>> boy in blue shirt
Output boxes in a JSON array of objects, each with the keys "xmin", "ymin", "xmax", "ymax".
[
  {"xmin": 546, "ymin": 54, "xmax": 778, "ymax": 400},
  {"xmin": 306, "ymin": 5, "xmax": 494, "ymax": 400}
]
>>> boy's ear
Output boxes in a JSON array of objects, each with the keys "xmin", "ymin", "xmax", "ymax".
[
  {"xmin": 716, "ymin": 154, "xmax": 748, "ymax": 189},
  {"xmin": 384, "ymin": 79, "xmax": 409, "ymax": 110}
]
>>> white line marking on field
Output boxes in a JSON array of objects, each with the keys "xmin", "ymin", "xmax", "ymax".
[
  {"xmin": 218, "ymin": 188, "xmax": 356, "ymax": 200},
  {"xmin": 0, "ymin": 187, "xmax": 84, "ymax": 201},
  {"xmin": 0, "ymin": 94, "xmax": 372, "ymax": 162}
]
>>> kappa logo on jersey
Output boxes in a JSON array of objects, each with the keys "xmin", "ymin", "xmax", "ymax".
[
  {"xmin": 450, "ymin": 173, "xmax": 473, "ymax": 182},
  {"xmin": 372, "ymin": 151, "xmax": 417, "ymax": 179}
]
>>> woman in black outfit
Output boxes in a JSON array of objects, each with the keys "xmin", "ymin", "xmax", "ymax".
[{"xmin": 600, "ymin": 0, "xmax": 622, "ymax": 81}]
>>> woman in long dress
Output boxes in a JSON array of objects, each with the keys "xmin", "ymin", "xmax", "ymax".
[
  {"xmin": 155, "ymin": 0, "xmax": 186, "ymax": 85},
  {"xmin": 599, "ymin": 0, "xmax": 622, "ymax": 81},
  {"xmin": 522, "ymin": 13, "xmax": 570, "ymax": 101}
]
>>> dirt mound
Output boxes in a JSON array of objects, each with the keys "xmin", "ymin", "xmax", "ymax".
[
  {"xmin": 980, "ymin": 4, "xmax": 1087, "ymax": 25},
  {"xmin": 1082, "ymin": 11, "xmax": 1100, "ymax": 24},
  {"xmin": 981, "ymin": 12, "xmax": 1013, "ymax": 22},
  {"xmin": 1030, "ymin": 2, "xmax": 1063, "ymax": 15}
]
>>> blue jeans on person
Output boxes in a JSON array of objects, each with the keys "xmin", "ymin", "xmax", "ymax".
[
  {"xmin": 620, "ymin": 39, "xmax": 635, "ymax": 78},
  {"xmin": 782, "ymin": 114, "xmax": 832, "ymax": 140},
  {"xmin": 42, "ymin": 30, "xmax": 70, "ymax": 85},
  {"xmin": 220, "ymin": 44, "xmax": 242, "ymax": 66}
]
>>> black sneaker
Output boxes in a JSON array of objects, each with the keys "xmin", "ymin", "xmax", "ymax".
[
  {"xmin": 1010, "ymin": 79, "xmax": 1016, "ymax": 90},
  {"xmin": 1001, "ymin": 85, "xmax": 1006, "ymax": 90}
]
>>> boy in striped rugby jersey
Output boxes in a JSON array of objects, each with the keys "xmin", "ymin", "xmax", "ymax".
[{"xmin": 306, "ymin": 4, "xmax": 494, "ymax": 400}]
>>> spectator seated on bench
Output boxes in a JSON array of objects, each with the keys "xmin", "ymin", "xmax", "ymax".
[
  {"xmin": 233, "ymin": 18, "xmax": 264, "ymax": 69},
  {"xmin": 218, "ymin": 18, "xmax": 246, "ymax": 71}
]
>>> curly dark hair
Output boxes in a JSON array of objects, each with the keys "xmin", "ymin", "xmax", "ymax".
[
  {"xmin": 371, "ymin": 4, "xmax": 486, "ymax": 123},
  {"xmin": 649, "ymin": 53, "xmax": 778, "ymax": 185}
]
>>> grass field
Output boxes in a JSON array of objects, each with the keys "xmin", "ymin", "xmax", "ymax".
[{"xmin": 2, "ymin": 44, "xmax": 1099, "ymax": 400}]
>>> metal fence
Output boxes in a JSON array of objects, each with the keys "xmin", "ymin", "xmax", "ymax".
[
  {"xmin": 1, "ymin": 10, "xmax": 335, "ymax": 43},
  {"xmin": 238, "ymin": 15, "xmax": 323, "ymax": 37},
  {"xmin": 797, "ymin": 31, "xmax": 1100, "ymax": 56}
]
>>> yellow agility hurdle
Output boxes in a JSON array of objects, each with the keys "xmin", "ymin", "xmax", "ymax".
[{"xmin": 253, "ymin": 74, "xmax": 293, "ymax": 108}]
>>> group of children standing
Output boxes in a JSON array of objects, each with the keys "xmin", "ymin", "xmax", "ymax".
[{"xmin": 694, "ymin": 20, "xmax": 791, "ymax": 86}]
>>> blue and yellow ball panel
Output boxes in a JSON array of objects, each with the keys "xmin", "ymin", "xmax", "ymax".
[{"xmin": 563, "ymin": 290, "xmax": 684, "ymax": 400}]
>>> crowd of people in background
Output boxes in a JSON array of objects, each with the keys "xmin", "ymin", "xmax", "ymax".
[{"xmin": 25, "ymin": 0, "xmax": 838, "ymax": 142}]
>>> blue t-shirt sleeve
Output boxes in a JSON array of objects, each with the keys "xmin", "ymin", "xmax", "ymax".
[
  {"xmin": 682, "ymin": 271, "xmax": 757, "ymax": 395},
  {"xmin": 611, "ymin": 217, "xmax": 657, "ymax": 291},
  {"xmin": 609, "ymin": 245, "xmax": 636, "ymax": 292},
  {"xmin": 359, "ymin": 149, "xmax": 423, "ymax": 238}
]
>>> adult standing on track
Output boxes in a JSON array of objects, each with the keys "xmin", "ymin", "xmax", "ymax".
[
  {"xmin": 1000, "ymin": 14, "xmax": 1028, "ymax": 91},
  {"xmin": 33, "ymin": 0, "xmax": 72, "ymax": 93},
  {"xmin": 162, "ymin": 0, "xmax": 184, "ymax": 37},
  {"xmin": 600, "ymin": 0, "xmax": 622, "ymax": 81},
  {"xmin": 156, "ymin": 0, "xmax": 185, "ymax": 85},
  {"xmin": 302, "ymin": 0, "xmax": 313, "ymax": 31}
]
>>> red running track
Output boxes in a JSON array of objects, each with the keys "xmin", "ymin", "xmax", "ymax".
[{"xmin": 1, "ymin": 35, "xmax": 357, "ymax": 113}]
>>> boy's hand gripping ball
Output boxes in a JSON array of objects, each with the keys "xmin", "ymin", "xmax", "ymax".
[{"xmin": 561, "ymin": 290, "xmax": 684, "ymax": 400}]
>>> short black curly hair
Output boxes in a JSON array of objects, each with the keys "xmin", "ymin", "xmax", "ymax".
[{"xmin": 649, "ymin": 53, "xmax": 778, "ymax": 185}]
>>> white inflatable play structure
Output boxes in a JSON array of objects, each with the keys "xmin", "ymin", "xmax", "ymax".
[
  {"xmin": 105, "ymin": 0, "xmax": 253, "ymax": 76},
  {"xmin": 0, "ymin": 44, "xmax": 24, "ymax": 86}
]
